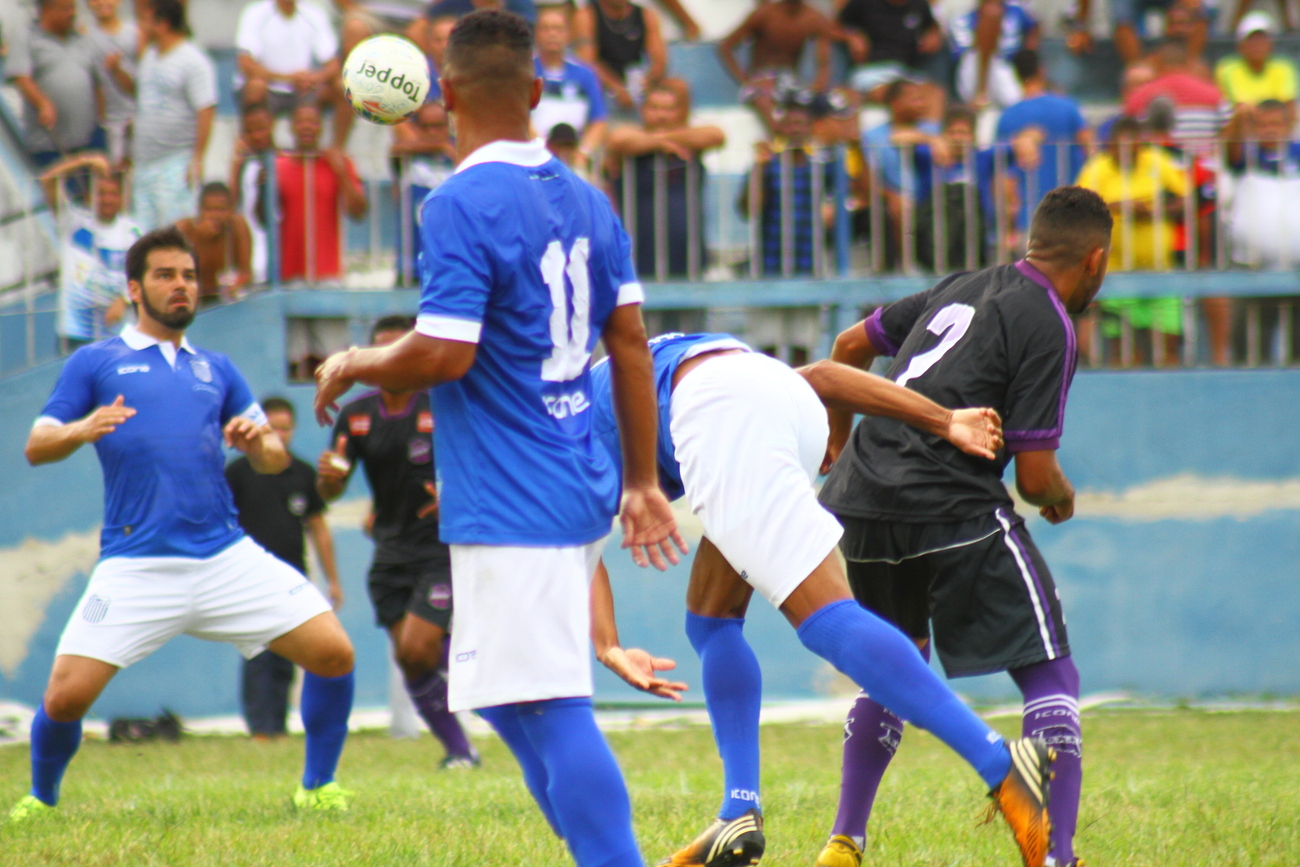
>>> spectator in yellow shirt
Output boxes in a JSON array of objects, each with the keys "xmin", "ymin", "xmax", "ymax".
[
  {"xmin": 1076, "ymin": 115, "xmax": 1189, "ymax": 366},
  {"xmin": 1216, "ymin": 11, "xmax": 1296, "ymax": 127}
]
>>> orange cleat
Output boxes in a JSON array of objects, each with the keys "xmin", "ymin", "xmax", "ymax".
[{"xmin": 987, "ymin": 737, "xmax": 1055, "ymax": 867}]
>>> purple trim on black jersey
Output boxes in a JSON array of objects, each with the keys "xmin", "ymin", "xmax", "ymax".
[
  {"xmin": 1006, "ymin": 259, "xmax": 1076, "ymax": 449},
  {"xmin": 376, "ymin": 392, "xmax": 420, "ymax": 421},
  {"xmin": 863, "ymin": 307, "xmax": 901, "ymax": 356}
]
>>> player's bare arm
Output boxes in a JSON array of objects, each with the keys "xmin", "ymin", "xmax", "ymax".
[
  {"xmin": 604, "ymin": 305, "xmax": 688, "ymax": 570},
  {"xmin": 313, "ymin": 332, "xmax": 476, "ymax": 425},
  {"xmin": 822, "ymin": 319, "xmax": 882, "ymax": 469},
  {"xmin": 25, "ymin": 396, "xmax": 137, "ymax": 465},
  {"xmin": 224, "ymin": 416, "xmax": 290, "ymax": 474},
  {"xmin": 1014, "ymin": 449, "xmax": 1075, "ymax": 524},
  {"xmin": 316, "ymin": 434, "xmax": 352, "ymax": 501},
  {"xmin": 799, "ymin": 360, "xmax": 1004, "ymax": 460},
  {"xmin": 305, "ymin": 513, "xmax": 344, "ymax": 609},
  {"xmin": 590, "ymin": 559, "xmax": 688, "ymax": 701}
]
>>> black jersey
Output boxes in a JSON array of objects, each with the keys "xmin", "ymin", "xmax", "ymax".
[
  {"xmin": 820, "ymin": 260, "xmax": 1077, "ymax": 522},
  {"xmin": 331, "ymin": 390, "xmax": 447, "ymax": 565},
  {"xmin": 225, "ymin": 455, "xmax": 324, "ymax": 574}
]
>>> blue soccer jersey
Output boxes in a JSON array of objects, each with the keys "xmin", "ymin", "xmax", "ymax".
[
  {"xmin": 416, "ymin": 138, "xmax": 643, "ymax": 546},
  {"xmin": 531, "ymin": 55, "xmax": 607, "ymax": 139},
  {"xmin": 590, "ymin": 333, "xmax": 750, "ymax": 502},
  {"xmin": 37, "ymin": 325, "xmax": 266, "ymax": 559},
  {"xmin": 950, "ymin": 0, "xmax": 1036, "ymax": 58}
]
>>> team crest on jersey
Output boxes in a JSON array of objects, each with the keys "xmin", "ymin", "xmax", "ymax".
[
  {"xmin": 82, "ymin": 594, "xmax": 111, "ymax": 624},
  {"xmin": 408, "ymin": 436, "xmax": 431, "ymax": 464},
  {"xmin": 349, "ymin": 414, "xmax": 372, "ymax": 436},
  {"xmin": 417, "ymin": 411, "xmax": 433, "ymax": 433},
  {"xmin": 427, "ymin": 582, "xmax": 451, "ymax": 610},
  {"xmin": 189, "ymin": 359, "xmax": 212, "ymax": 383},
  {"xmin": 287, "ymin": 493, "xmax": 308, "ymax": 516}
]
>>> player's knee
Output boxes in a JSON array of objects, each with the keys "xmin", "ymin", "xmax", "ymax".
[
  {"xmin": 311, "ymin": 640, "xmax": 355, "ymax": 678},
  {"xmin": 42, "ymin": 689, "xmax": 91, "ymax": 723},
  {"xmin": 395, "ymin": 639, "xmax": 438, "ymax": 673}
]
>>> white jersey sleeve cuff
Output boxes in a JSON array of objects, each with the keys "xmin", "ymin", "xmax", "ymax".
[
  {"xmin": 616, "ymin": 281, "xmax": 645, "ymax": 307},
  {"xmin": 416, "ymin": 313, "xmax": 483, "ymax": 344},
  {"xmin": 32, "ymin": 415, "xmax": 65, "ymax": 429},
  {"xmin": 239, "ymin": 402, "xmax": 269, "ymax": 427}
]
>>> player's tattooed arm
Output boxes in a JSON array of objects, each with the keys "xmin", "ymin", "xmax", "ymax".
[
  {"xmin": 25, "ymin": 395, "xmax": 137, "ymax": 465},
  {"xmin": 604, "ymin": 305, "xmax": 689, "ymax": 570},
  {"xmin": 224, "ymin": 416, "xmax": 290, "ymax": 474},
  {"xmin": 797, "ymin": 360, "xmax": 1004, "ymax": 460},
  {"xmin": 1014, "ymin": 450, "xmax": 1075, "ymax": 524},
  {"xmin": 590, "ymin": 559, "xmax": 688, "ymax": 702}
]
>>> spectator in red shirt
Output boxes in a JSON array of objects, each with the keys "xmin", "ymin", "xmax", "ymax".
[
  {"xmin": 1123, "ymin": 38, "xmax": 1224, "ymax": 155},
  {"xmin": 274, "ymin": 102, "xmax": 368, "ymax": 282}
]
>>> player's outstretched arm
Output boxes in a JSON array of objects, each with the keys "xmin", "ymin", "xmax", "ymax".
[
  {"xmin": 603, "ymin": 305, "xmax": 688, "ymax": 570},
  {"xmin": 313, "ymin": 332, "xmax": 476, "ymax": 425},
  {"xmin": 797, "ymin": 360, "xmax": 1004, "ymax": 460},
  {"xmin": 1014, "ymin": 449, "xmax": 1075, "ymax": 524},
  {"xmin": 591, "ymin": 559, "xmax": 688, "ymax": 702},
  {"xmin": 821, "ymin": 320, "xmax": 884, "ymax": 471},
  {"xmin": 25, "ymin": 395, "xmax": 136, "ymax": 466}
]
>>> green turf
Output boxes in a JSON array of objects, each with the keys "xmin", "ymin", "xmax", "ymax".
[{"xmin": 2, "ymin": 710, "xmax": 1297, "ymax": 865}]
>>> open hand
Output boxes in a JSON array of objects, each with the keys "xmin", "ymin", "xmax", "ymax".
[
  {"xmin": 619, "ymin": 486, "xmax": 688, "ymax": 570},
  {"xmin": 223, "ymin": 415, "xmax": 265, "ymax": 452},
  {"xmin": 945, "ymin": 407, "xmax": 1003, "ymax": 459},
  {"xmin": 76, "ymin": 395, "xmax": 135, "ymax": 443},
  {"xmin": 598, "ymin": 646, "xmax": 688, "ymax": 701},
  {"xmin": 314, "ymin": 348, "xmax": 358, "ymax": 426}
]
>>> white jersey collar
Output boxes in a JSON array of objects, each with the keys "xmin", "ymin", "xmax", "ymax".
[
  {"xmin": 455, "ymin": 138, "xmax": 552, "ymax": 174},
  {"xmin": 121, "ymin": 323, "xmax": 196, "ymax": 368}
]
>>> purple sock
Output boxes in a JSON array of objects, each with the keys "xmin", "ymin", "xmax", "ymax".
[
  {"xmin": 828, "ymin": 642, "xmax": 930, "ymax": 844},
  {"xmin": 829, "ymin": 693, "xmax": 903, "ymax": 844},
  {"xmin": 1011, "ymin": 657, "xmax": 1082, "ymax": 866},
  {"xmin": 406, "ymin": 669, "xmax": 475, "ymax": 759}
]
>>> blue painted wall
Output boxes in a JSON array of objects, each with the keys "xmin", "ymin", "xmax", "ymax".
[{"xmin": 1, "ymin": 293, "xmax": 1297, "ymax": 722}]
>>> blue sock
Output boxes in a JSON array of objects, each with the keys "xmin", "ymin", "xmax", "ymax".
[
  {"xmin": 797, "ymin": 600, "xmax": 1011, "ymax": 789},
  {"xmin": 514, "ymin": 698, "xmax": 642, "ymax": 867},
  {"xmin": 30, "ymin": 704, "xmax": 82, "ymax": 806},
  {"xmin": 300, "ymin": 671, "xmax": 353, "ymax": 789},
  {"xmin": 478, "ymin": 704, "xmax": 561, "ymax": 836},
  {"xmin": 685, "ymin": 613, "xmax": 763, "ymax": 820}
]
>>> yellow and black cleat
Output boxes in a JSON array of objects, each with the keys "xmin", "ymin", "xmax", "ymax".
[
  {"xmin": 814, "ymin": 834, "xmax": 863, "ymax": 867},
  {"xmin": 987, "ymin": 737, "xmax": 1055, "ymax": 867},
  {"xmin": 658, "ymin": 808, "xmax": 765, "ymax": 867}
]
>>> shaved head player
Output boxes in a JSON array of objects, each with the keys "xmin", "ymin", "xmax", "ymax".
[
  {"xmin": 816, "ymin": 186, "xmax": 1113, "ymax": 867},
  {"xmin": 312, "ymin": 11, "xmax": 682, "ymax": 867}
]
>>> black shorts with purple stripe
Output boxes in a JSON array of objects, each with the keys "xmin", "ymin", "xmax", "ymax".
[
  {"xmin": 367, "ymin": 559, "xmax": 453, "ymax": 631},
  {"xmin": 837, "ymin": 509, "xmax": 1070, "ymax": 678}
]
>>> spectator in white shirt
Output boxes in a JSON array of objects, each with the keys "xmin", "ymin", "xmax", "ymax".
[{"xmin": 234, "ymin": 0, "xmax": 340, "ymax": 116}]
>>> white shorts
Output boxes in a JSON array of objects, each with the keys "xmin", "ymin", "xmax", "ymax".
[
  {"xmin": 670, "ymin": 352, "xmax": 844, "ymax": 609},
  {"xmin": 446, "ymin": 539, "xmax": 604, "ymax": 713},
  {"xmin": 56, "ymin": 536, "xmax": 333, "ymax": 668},
  {"xmin": 956, "ymin": 52, "xmax": 1023, "ymax": 109}
]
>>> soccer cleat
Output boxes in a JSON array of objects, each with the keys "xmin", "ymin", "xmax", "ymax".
[
  {"xmin": 438, "ymin": 751, "xmax": 481, "ymax": 770},
  {"xmin": 987, "ymin": 737, "xmax": 1055, "ymax": 867},
  {"xmin": 814, "ymin": 835, "xmax": 862, "ymax": 867},
  {"xmin": 657, "ymin": 808, "xmax": 765, "ymax": 867},
  {"xmin": 292, "ymin": 781, "xmax": 351, "ymax": 812},
  {"xmin": 8, "ymin": 794, "xmax": 54, "ymax": 823}
]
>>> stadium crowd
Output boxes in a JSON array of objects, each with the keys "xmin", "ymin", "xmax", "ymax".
[{"xmin": 4, "ymin": 0, "xmax": 1300, "ymax": 366}]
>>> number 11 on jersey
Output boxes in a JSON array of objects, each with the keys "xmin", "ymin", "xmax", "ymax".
[{"xmin": 540, "ymin": 238, "xmax": 591, "ymax": 383}]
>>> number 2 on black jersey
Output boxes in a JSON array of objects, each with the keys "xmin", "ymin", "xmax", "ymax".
[{"xmin": 895, "ymin": 303, "xmax": 976, "ymax": 387}]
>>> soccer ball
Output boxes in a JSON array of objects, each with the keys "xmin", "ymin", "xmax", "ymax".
[{"xmin": 342, "ymin": 35, "xmax": 431, "ymax": 125}]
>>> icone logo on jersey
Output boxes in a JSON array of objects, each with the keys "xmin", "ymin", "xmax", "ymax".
[
  {"xmin": 354, "ymin": 62, "xmax": 423, "ymax": 100},
  {"xmin": 543, "ymin": 389, "xmax": 591, "ymax": 419},
  {"xmin": 349, "ymin": 414, "xmax": 372, "ymax": 436},
  {"xmin": 417, "ymin": 411, "xmax": 433, "ymax": 433},
  {"xmin": 117, "ymin": 364, "xmax": 150, "ymax": 375}
]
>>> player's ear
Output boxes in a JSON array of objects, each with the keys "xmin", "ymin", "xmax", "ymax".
[
  {"xmin": 529, "ymin": 76, "xmax": 543, "ymax": 110},
  {"xmin": 441, "ymin": 78, "xmax": 456, "ymax": 113},
  {"xmin": 127, "ymin": 278, "xmax": 143, "ymax": 308}
]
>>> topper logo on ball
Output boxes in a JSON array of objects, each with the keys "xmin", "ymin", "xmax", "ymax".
[{"xmin": 356, "ymin": 62, "xmax": 423, "ymax": 100}]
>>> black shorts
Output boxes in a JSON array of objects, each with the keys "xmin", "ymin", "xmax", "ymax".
[
  {"xmin": 367, "ymin": 560, "xmax": 453, "ymax": 631},
  {"xmin": 838, "ymin": 509, "xmax": 1070, "ymax": 678}
]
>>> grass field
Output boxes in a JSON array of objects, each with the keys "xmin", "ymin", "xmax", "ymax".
[{"xmin": 2, "ymin": 710, "xmax": 1297, "ymax": 866}]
